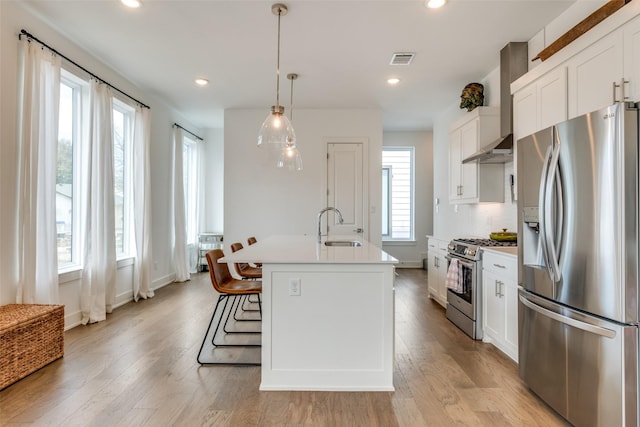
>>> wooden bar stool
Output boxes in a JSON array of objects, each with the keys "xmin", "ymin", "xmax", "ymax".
[
  {"xmin": 230, "ymin": 242, "xmax": 262, "ymax": 279},
  {"xmin": 197, "ymin": 249, "xmax": 262, "ymax": 366}
]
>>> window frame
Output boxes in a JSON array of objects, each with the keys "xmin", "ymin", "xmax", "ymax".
[{"xmin": 57, "ymin": 70, "xmax": 85, "ymax": 273}]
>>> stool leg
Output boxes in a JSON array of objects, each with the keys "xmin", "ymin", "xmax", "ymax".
[{"xmin": 197, "ymin": 294, "xmax": 226, "ymax": 364}]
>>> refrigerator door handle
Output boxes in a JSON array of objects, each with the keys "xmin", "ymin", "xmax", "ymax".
[
  {"xmin": 545, "ymin": 143, "xmax": 563, "ymax": 283},
  {"xmin": 538, "ymin": 145, "xmax": 554, "ymax": 282},
  {"xmin": 519, "ymin": 295, "xmax": 616, "ymax": 338}
]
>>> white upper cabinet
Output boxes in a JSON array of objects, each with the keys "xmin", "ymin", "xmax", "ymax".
[
  {"xmin": 624, "ymin": 14, "xmax": 640, "ymax": 102},
  {"xmin": 567, "ymin": 29, "xmax": 624, "ymax": 119},
  {"xmin": 513, "ymin": 82, "xmax": 538, "ymax": 142},
  {"xmin": 513, "ymin": 3, "xmax": 640, "ymax": 136},
  {"xmin": 448, "ymin": 107, "xmax": 503, "ymax": 204},
  {"xmin": 513, "ymin": 66, "xmax": 567, "ymax": 141},
  {"xmin": 538, "ymin": 67, "xmax": 568, "ymax": 130}
]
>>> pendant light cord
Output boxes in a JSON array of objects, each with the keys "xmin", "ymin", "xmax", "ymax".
[
  {"xmin": 275, "ymin": 8, "xmax": 282, "ymax": 109},
  {"xmin": 289, "ymin": 74, "xmax": 294, "ymax": 121}
]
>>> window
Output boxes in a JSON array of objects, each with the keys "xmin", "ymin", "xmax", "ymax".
[
  {"xmin": 56, "ymin": 74, "xmax": 82, "ymax": 270},
  {"xmin": 112, "ymin": 99, "xmax": 135, "ymax": 258},
  {"xmin": 382, "ymin": 147, "xmax": 414, "ymax": 240},
  {"xmin": 183, "ymin": 135, "xmax": 199, "ymax": 246}
]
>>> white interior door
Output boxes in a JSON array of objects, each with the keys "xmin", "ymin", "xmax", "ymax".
[{"xmin": 326, "ymin": 142, "xmax": 366, "ymax": 239}]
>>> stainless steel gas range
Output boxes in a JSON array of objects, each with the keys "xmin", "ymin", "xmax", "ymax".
[{"xmin": 445, "ymin": 238, "xmax": 517, "ymax": 339}]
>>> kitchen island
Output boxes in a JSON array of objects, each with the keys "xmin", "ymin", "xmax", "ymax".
[{"xmin": 220, "ymin": 235, "xmax": 398, "ymax": 391}]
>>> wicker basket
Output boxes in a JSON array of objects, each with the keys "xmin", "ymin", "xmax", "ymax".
[{"xmin": 0, "ymin": 304, "xmax": 64, "ymax": 390}]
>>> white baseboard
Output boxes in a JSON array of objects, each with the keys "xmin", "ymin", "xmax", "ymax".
[{"xmin": 64, "ymin": 273, "xmax": 177, "ymax": 331}]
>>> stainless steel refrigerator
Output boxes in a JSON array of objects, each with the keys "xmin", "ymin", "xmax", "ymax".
[{"xmin": 517, "ymin": 102, "xmax": 639, "ymax": 426}]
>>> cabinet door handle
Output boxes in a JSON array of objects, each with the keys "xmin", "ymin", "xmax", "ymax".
[
  {"xmin": 493, "ymin": 263, "xmax": 506, "ymax": 269},
  {"xmin": 499, "ymin": 280, "xmax": 504, "ymax": 298},
  {"xmin": 613, "ymin": 79, "xmax": 630, "ymax": 103},
  {"xmin": 623, "ymin": 79, "xmax": 630, "ymax": 100}
]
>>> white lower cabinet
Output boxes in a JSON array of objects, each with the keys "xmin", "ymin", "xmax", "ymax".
[
  {"xmin": 427, "ymin": 237, "xmax": 448, "ymax": 308},
  {"xmin": 482, "ymin": 250, "xmax": 518, "ymax": 362}
]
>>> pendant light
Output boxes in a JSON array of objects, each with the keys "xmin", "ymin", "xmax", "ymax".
[
  {"xmin": 258, "ymin": 3, "xmax": 296, "ymax": 149},
  {"xmin": 277, "ymin": 73, "xmax": 303, "ymax": 171}
]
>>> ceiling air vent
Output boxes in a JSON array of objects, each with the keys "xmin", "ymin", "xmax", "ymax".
[{"xmin": 390, "ymin": 52, "xmax": 415, "ymax": 66}]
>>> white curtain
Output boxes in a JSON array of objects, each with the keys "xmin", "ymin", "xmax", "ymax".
[
  {"xmin": 133, "ymin": 107, "xmax": 154, "ymax": 301},
  {"xmin": 15, "ymin": 39, "xmax": 61, "ymax": 304},
  {"xmin": 80, "ymin": 80, "xmax": 116, "ymax": 324},
  {"xmin": 186, "ymin": 139, "xmax": 202, "ymax": 274},
  {"xmin": 172, "ymin": 127, "xmax": 190, "ymax": 282}
]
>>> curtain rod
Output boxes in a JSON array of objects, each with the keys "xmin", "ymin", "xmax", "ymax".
[
  {"xmin": 19, "ymin": 29, "xmax": 150, "ymax": 110},
  {"xmin": 173, "ymin": 123, "xmax": 203, "ymax": 141}
]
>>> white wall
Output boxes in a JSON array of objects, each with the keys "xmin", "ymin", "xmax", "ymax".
[
  {"xmin": 432, "ymin": 67, "xmax": 518, "ymax": 241},
  {"xmin": 223, "ymin": 108, "xmax": 382, "ymax": 251},
  {"xmin": 381, "ymin": 131, "xmax": 433, "ymax": 267},
  {"xmin": 0, "ymin": 1, "xmax": 199, "ymax": 327},
  {"xmin": 201, "ymin": 128, "xmax": 224, "ymax": 234},
  {"xmin": 529, "ymin": 0, "xmax": 608, "ymax": 70}
]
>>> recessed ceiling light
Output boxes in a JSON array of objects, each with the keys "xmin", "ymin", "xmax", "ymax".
[
  {"xmin": 387, "ymin": 78, "xmax": 400, "ymax": 85},
  {"xmin": 425, "ymin": 0, "xmax": 446, "ymax": 9},
  {"xmin": 195, "ymin": 78, "xmax": 209, "ymax": 86},
  {"xmin": 121, "ymin": 0, "xmax": 142, "ymax": 8}
]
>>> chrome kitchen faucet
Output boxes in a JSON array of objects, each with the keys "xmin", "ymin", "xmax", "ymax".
[{"xmin": 317, "ymin": 207, "xmax": 343, "ymax": 243}]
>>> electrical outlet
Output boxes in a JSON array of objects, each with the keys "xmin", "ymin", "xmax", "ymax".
[{"xmin": 289, "ymin": 278, "xmax": 301, "ymax": 296}]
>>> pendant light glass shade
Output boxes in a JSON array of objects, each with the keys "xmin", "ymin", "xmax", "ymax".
[
  {"xmin": 258, "ymin": 105, "xmax": 296, "ymax": 148},
  {"xmin": 258, "ymin": 3, "xmax": 295, "ymax": 149},
  {"xmin": 276, "ymin": 72, "xmax": 303, "ymax": 171},
  {"xmin": 276, "ymin": 140, "xmax": 303, "ymax": 171}
]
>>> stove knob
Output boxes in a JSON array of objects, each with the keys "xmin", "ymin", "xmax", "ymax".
[{"xmin": 468, "ymin": 248, "xmax": 476, "ymax": 256}]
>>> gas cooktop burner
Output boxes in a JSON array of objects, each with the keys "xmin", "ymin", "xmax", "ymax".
[
  {"xmin": 454, "ymin": 238, "xmax": 517, "ymax": 247},
  {"xmin": 448, "ymin": 238, "xmax": 517, "ymax": 261}
]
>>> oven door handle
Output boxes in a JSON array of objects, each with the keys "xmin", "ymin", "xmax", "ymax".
[{"xmin": 445, "ymin": 255, "xmax": 475, "ymax": 270}]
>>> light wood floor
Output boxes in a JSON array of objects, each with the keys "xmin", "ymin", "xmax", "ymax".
[{"xmin": 0, "ymin": 269, "xmax": 568, "ymax": 426}]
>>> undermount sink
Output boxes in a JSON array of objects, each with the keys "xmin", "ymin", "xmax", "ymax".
[{"xmin": 324, "ymin": 240, "xmax": 362, "ymax": 247}]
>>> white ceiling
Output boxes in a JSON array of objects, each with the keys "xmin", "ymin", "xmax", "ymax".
[{"xmin": 22, "ymin": 0, "xmax": 577, "ymax": 131}]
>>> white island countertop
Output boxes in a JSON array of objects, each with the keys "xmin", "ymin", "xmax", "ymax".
[{"xmin": 220, "ymin": 235, "xmax": 398, "ymax": 264}]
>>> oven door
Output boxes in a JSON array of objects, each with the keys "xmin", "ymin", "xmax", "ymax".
[{"xmin": 445, "ymin": 255, "xmax": 476, "ymax": 319}]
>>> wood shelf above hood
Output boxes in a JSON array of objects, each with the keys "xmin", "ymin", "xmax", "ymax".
[{"xmin": 533, "ymin": 0, "xmax": 631, "ymax": 62}]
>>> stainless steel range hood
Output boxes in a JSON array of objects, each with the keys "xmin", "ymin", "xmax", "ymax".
[
  {"xmin": 462, "ymin": 42, "xmax": 528, "ymax": 164},
  {"xmin": 462, "ymin": 134, "xmax": 513, "ymax": 163}
]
